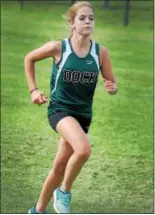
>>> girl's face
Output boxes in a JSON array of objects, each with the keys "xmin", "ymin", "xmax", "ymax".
[{"xmin": 71, "ymin": 6, "xmax": 95, "ymax": 36}]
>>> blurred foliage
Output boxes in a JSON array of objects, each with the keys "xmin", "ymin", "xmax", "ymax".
[{"xmin": 2, "ymin": 0, "xmax": 153, "ymax": 10}]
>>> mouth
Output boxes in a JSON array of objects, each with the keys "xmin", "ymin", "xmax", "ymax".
[{"xmin": 84, "ymin": 26, "xmax": 92, "ymax": 29}]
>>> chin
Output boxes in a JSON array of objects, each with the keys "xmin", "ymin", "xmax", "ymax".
[
  {"xmin": 84, "ymin": 30, "xmax": 93, "ymax": 35},
  {"xmin": 82, "ymin": 31, "xmax": 92, "ymax": 36}
]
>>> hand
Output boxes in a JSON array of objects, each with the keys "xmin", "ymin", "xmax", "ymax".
[
  {"xmin": 104, "ymin": 79, "xmax": 117, "ymax": 95},
  {"xmin": 31, "ymin": 89, "xmax": 48, "ymax": 105}
]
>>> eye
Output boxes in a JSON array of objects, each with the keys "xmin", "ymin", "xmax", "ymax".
[
  {"xmin": 89, "ymin": 17, "xmax": 94, "ymax": 21},
  {"xmin": 79, "ymin": 16, "xmax": 85, "ymax": 21},
  {"xmin": 78, "ymin": 15, "xmax": 94, "ymax": 21}
]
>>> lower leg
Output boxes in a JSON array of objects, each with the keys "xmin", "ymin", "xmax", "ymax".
[
  {"xmin": 60, "ymin": 151, "xmax": 91, "ymax": 192},
  {"xmin": 36, "ymin": 168, "xmax": 64, "ymax": 212},
  {"xmin": 35, "ymin": 139, "xmax": 73, "ymax": 212}
]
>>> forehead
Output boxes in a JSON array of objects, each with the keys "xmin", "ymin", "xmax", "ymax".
[{"xmin": 76, "ymin": 6, "xmax": 94, "ymax": 16}]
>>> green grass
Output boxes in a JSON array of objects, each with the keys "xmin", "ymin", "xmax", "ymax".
[{"xmin": 1, "ymin": 0, "xmax": 154, "ymax": 213}]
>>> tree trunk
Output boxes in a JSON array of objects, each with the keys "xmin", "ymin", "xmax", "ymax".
[
  {"xmin": 124, "ymin": 0, "xmax": 130, "ymax": 26},
  {"xmin": 20, "ymin": 0, "xmax": 24, "ymax": 10},
  {"xmin": 103, "ymin": 0, "xmax": 109, "ymax": 9}
]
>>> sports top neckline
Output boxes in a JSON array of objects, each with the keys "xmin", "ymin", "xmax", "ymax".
[{"xmin": 68, "ymin": 38, "xmax": 93, "ymax": 59}]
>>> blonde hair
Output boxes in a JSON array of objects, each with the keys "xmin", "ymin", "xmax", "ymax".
[{"xmin": 63, "ymin": 1, "xmax": 95, "ymax": 37}]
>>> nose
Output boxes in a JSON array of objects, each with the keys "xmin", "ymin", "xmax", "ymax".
[{"xmin": 85, "ymin": 18, "xmax": 90, "ymax": 24}]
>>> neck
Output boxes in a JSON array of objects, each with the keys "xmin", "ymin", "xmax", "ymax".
[{"xmin": 70, "ymin": 34, "xmax": 90, "ymax": 48}]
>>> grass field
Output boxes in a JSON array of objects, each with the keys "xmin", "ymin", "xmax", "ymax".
[{"xmin": 1, "ymin": 0, "xmax": 154, "ymax": 213}]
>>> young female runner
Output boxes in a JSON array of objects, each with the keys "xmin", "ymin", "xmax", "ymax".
[{"xmin": 24, "ymin": 1, "xmax": 117, "ymax": 213}]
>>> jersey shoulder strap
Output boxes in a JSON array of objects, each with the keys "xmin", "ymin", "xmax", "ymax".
[
  {"xmin": 96, "ymin": 42, "xmax": 102, "ymax": 69},
  {"xmin": 95, "ymin": 42, "xmax": 100, "ymax": 56},
  {"xmin": 61, "ymin": 38, "xmax": 72, "ymax": 53},
  {"xmin": 61, "ymin": 39, "xmax": 66, "ymax": 53},
  {"xmin": 56, "ymin": 38, "xmax": 72, "ymax": 67},
  {"xmin": 90, "ymin": 41, "xmax": 100, "ymax": 70}
]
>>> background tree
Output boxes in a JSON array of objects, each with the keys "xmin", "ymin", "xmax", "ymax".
[
  {"xmin": 124, "ymin": 0, "xmax": 130, "ymax": 26},
  {"xmin": 103, "ymin": 0, "xmax": 109, "ymax": 9}
]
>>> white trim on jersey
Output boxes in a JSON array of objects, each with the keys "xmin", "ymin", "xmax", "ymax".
[
  {"xmin": 52, "ymin": 39, "xmax": 72, "ymax": 94},
  {"xmin": 90, "ymin": 41, "xmax": 100, "ymax": 71}
]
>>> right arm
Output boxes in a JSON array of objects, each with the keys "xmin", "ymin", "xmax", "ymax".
[{"xmin": 24, "ymin": 41, "xmax": 61, "ymax": 105}]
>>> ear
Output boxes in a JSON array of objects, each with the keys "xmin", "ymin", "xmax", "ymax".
[
  {"xmin": 68, "ymin": 20, "xmax": 75, "ymax": 32},
  {"xmin": 68, "ymin": 19, "xmax": 74, "ymax": 25}
]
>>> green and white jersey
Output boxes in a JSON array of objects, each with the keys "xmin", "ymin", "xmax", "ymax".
[{"xmin": 48, "ymin": 38, "xmax": 100, "ymax": 118}]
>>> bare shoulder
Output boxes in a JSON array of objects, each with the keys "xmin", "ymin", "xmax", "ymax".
[
  {"xmin": 99, "ymin": 45, "xmax": 110, "ymax": 65},
  {"xmin": 42, "ymin": 40, "xmax": 62, "ymax": 52},
  {"xmin": 49, "ymin": 40, "xmax": 61, "ymax": 49},
  {"xmin": 25, "ymin": 40, "xmax": 62, "ymax": 61},
  {"xmin": 99, "ymin": 45, "xmax": 109, "ymax": 58}
]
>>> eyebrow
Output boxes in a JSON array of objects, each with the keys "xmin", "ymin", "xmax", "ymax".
[{"xmin": 79, "ymin": 14, "xmax": 94, "ymax": 17}]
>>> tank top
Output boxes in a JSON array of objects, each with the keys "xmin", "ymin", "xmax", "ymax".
[{"xmin": 48, "ymin": 38, "xmax": 100, "ymax": 118}]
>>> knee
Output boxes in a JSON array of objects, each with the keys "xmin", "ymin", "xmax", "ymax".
[{"xmin": 76, "ymin": 144, "xmax": 91, "ymax": 162}]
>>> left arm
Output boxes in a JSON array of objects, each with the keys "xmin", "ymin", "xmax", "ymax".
[{"xmin": 99, "ymin": 46, "xmax": 117, "ymax": 95}]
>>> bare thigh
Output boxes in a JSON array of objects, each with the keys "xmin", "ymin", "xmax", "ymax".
[{"xmin": 56, "ymin": 116, "xmax": 90, "ymax": 154}]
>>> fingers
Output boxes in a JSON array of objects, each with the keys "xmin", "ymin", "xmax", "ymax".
[
  {"xmin": 104, "ymin": 80, "xmax": 114, "ymax": 88},
  {"xmin": 33, "ymin": 97, "xmax": 43, "ymax": 105},
  {"xmin": 105, "ymin": 82, "xmax": 113, "ymax": 88},
  {"xmin": 41, "ymin": 94, "xmax": 48, "ymax": 103},
  {"xmin": 104, "ymin": 80, "xmax": 117, "ymax": 94},
  {"xmin": 37, "ymin": 95, "xmax": 48, "ymax": 105},
  {"xmin": 31, "ymin": 90, "xmax": 48, "ymax": 105},
  {"xmin": 39, "ymin": 96, "xmax": 44, "ymax": 104}
]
